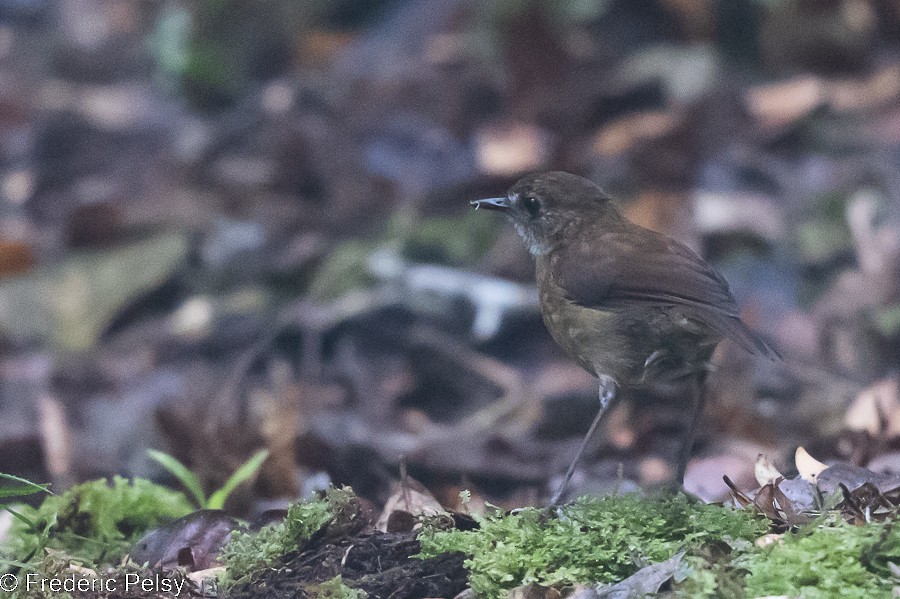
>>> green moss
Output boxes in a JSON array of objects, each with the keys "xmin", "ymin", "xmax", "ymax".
[
  {"xmin": 873, "ymin": 302, "xmax": 900, "ymax": 336},
  {"xmin": 222, "ymin": 487, "xmax": 356, "ymax": 585},
  {"xmin": 418, "ymin": 494, "xmax": 767, "ymax": 599},
  {"xmin": 737, "ymin": 518, "xmax": 898, "ymax": 599},
  {"xmin": 396, "ymin": 211, "xmax": 500, "ymax": 266},
  {"xmin": 308, "ymin": 210, "xmax": 500, "ymax": 302},
  {"xmin": 307, "ymin": 240, "xmax": 377, "ymax": 301},
  {"xmin": 674, "ymin": 539, "xmax": 754, "ymax": 598},
  {"xmin": 308, "ymin": 575, "xmax": 366, "ymax": 599},
  {"xmin": 2, "ymin": 476, "xmax": 192, "ymax": 569}
]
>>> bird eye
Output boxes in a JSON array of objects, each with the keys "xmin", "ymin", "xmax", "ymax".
[{"xmin": 523, "ymin": 196, "xmax": 541, "ymax": 216}]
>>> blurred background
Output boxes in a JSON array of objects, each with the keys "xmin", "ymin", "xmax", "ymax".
[{"xmin": 0, "ymin": 0, "xmax": 899, "ymax": 511}]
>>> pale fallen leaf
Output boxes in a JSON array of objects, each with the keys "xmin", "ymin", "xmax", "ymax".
[
  {"xmin": 639, "ymin": 456, "xmax": 671, "ymax": 485},
  {"xmin": 0, "ymin": 510, "xmax": 12, "ymax": 544},
  {"xmin": 867, "ymin": 451, "xmax": 900, "ymax": 476},
  {"xmin": 776, "ymin": 478, "xmax": 817, "ymax": 513},
  {"xmin": 376, "ymin": 481, "xmax": 445, "ymax": 533},
  {"xmin": 755, "ymin": 454, "xmax": 784, "ymax": 487},
  {"xmin": 592, "ymin": 111, "xmax": 680, "ymax": 157},
  {"xmin": 828, "ymin": 65, "xmax": 900, "ymax": 113},
  {"xmin": 693, "ymin": 190, "xmax": 785, "ymax": 241},
  {"xmin": 745, "ymin": 76, "xmax": 824, "ymax": 129},
  {"xmin": 187, "ymin": 566, "xmax": 225, "ymax": 585},
  {"xmin": 685, "ymin": 452, "xmax": 758, "ymax": 503},
  {"xmin": 474, "ymin": 122, "xmax": 550, "ymax": 176},
  {"xmin": 845, "ymin": 375, "xmax": 900, "ymax": 436},
  {"xmin": 795, "ymin": 447, "xmax": 827, "ymax": 483},
  {"xmin": 755, "ymin": 533, "xmax": 784, "ymax": 548},
  {"xmin": 38, "ymin": 393, "xmax": 70, "ymax": 479},
  {"xmin": 188, "ymin": 566, "xmax": 225, "ymax": 595}
]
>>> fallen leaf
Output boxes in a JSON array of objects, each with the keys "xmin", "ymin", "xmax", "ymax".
[
  {"xmin": 745, "ymin": 76, "xmax": 824, "ymax": 130},
  {"xmin": 376, "ymin": 480, "xmax": 445, "ymax": 533},
  {"xmin": 795, "ymin": 447, "xmax": 828, "ymax": 483},
  {"xmin": 775, "ymin": 477, "xmax": 817, "ymax": 513},
  {"xmin": 0, "ymin": 233, "xmax": 187, "ymax": 349},
  {"xmin": 508, "ymin": 583, "xmax": 562, "ymax": 599},
  {"xmin": 755, "ymin": 533, "xmax": 784, "ymax": 548},
  {"xmin": 817, "ymin": 463, "xmax": 900, "ymax": 496},
  {"xmin": 130, "ymin": 510, "xmax": 242, "ymax": 571},
  {"xmin": 474, "ymin": 121, "xmax": 550, "ymax": 176},
  {"xmin": 592, "ymin": 111, "xmax": 680, "ymax": 157},
  {"xmin": 845, "ymin": 376, "xmax": 900, "ymax": 436},
  {"xmin": 590, "ymin": 551, "xmax": 685, "ymax": 598},
  {"xmin": 755, "ymin": 454, "xmax": 784, "ymax": 487},
  {"xmin": 693, "ymin": 190, "xmax": 784, "ymax": 241}
]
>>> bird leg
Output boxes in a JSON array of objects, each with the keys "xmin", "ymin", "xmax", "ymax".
[
  {"xmin": 550, "ymin": 375, "xmax": 618, "ymax": 505},
  {"xmin": 674, "ymin": 371, "xmax": 707, "ymax": 486}
]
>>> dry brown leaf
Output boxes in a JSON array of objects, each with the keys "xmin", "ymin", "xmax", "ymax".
[
  {"xmin": 376, "ymin": 481, "xmax": 445, "ymax": 533},
  {"xmin": 0, "ymin": 239, "xmax": 34, "ymax": 276},
  {"xmin": 508, "ymin": 583, "xmax": 562, "ymax": 599}
]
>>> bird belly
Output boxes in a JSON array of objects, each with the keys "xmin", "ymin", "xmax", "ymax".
[
  {"xmin": 538, "ymin": 284, "xmax": 634, "ymax": 382},
  {"xmin": 538, "ymin": 282, "xmax": 717, "ymax": 387}
]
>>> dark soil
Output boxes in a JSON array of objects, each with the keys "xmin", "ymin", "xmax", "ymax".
[{"xmin": 227, "ymin": 529, "xmax": 467, "ymax": 599}]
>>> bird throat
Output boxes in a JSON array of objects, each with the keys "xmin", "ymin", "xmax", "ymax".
[{"xmin": 515, "ymin": 221, "xmax": 552, "ymax": 256}]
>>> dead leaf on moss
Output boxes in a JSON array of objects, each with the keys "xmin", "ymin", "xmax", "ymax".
[
  {"xmin": 775, "ymin": 477, "xmax": 817, "ymax": 513},
  {"xmin": 376, "ymin": 480, "xmax": 445, "ymax": 533},
  {"xmin": 795, "ymin": 447, "xmax": 828, "ymax": 484},
  {"xmin": 130, "ymin": 510, "xmax": 242, "ymax": 571},
  {"xmin": 755, "ymin": 454, "xmax": 784, "ymax": 487},
  {"xmin": 817, "ymin": 463, "xmax": 900, "ymax": 496},
  {"xmin": 508, "ymin": 582, "xmax": 562, "ymax": 599},
  {"xmin": 837, "ymin": 481, "xmax": 898, "ymax": 524},
  {"xmin": 586, "ymin": 551, "xmax": 685, "ymax": 598},
  {"xmin": 755, "ymin": 533, "xmax": 784, "ymax": 548}
]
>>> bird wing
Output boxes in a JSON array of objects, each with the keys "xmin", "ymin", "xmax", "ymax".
[{"xmin": 554, "ymin": 229, "xmax": 779, "ymax": 358}]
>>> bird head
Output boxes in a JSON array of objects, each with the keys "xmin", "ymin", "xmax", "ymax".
[{"xmin": 471, "ymin": 171, "xmax": 619, "ymax": 255}]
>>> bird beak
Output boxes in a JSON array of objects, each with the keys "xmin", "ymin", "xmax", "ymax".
[{"xmin": 470, "ymin": 197, "xmax": 510, "ymax": 212}]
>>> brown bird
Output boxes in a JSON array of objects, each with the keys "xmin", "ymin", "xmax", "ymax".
[{"xmin": 471, "ymin": 171, "xmax": 779, "ymax": 503}]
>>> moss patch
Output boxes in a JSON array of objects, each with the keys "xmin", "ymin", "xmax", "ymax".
[
  {"xmin": 737, "ymin": 518, "xmax": 898, "ymax": 599},
  {"xmin": 222, "ymin": 487, "xmax": 356, "ymax": 585},
  {"xmin": 3, "ymin": 476, "xmax": 192, "ymax": 569},
  {"xmin": 418, "ymin": 494, "xmax": 768, "ymax": 598}
]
